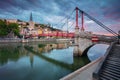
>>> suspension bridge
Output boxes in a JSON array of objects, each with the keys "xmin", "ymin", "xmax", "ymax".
[
  {"xmin": 53, "ymin": 7, "xmax": 118, "ymax": 56},
  {"xmin": 53, "ymin": 7, "xmax": 120, "ymax": 80},
  {"xmin": 21, "ymin": 6, "xmax": 120, "ymax": 80}
]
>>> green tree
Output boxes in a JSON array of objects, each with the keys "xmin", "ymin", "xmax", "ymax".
[
  {"xmin": 40, "ymin": 24, "xmax": 45, "ymax": 28},
  {"xmin": 0, "ymin": 20, "xmax": 20, "ymax": 37},
  {"xmin": 0, "ymin": 20, "xmax": 8, "ymax": 36},
  {"xmin": 7, "ymin": 23, "xmax": 20, "ymax": 36}
]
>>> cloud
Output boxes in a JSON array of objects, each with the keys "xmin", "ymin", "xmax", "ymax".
[
  {"xmin": 85, "ymin": 20, "xmax": 94, "ymax": 24},
  {"xmin": 109, "ymin": 23, "xmax": 120, "ymax": 32},
  {"xmin": 0, "ymin": 0, "xmax": 119, "ymax": 34},
  {"xmin": 101, "ymin": 0, "xmax": 120, "ymax": 21}
]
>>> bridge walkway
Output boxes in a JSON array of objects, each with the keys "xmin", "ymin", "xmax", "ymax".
[{"xmin": 99, "ymin": 44, "xmax": 120, "ymax": 80}]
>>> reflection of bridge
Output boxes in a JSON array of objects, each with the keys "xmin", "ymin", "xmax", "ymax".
[{"xmin": 24, "ymin": 45, "xmax": 90, "ymax": 71}]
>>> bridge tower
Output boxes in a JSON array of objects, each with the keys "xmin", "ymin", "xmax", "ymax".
[
  {"xmin": 73, "ymin": 7, "xmax": 92, "ymax": 56},
  {"xmin": 74, "ymin": 7, "xmax": 79, "ymax": 43},
  {"xmin": 73, "ymin": 7, "xmax": 81, "ymax": 56},
  {"xmin": 81, "ymin": 12, "xmax": 85, "ymax": 32}
]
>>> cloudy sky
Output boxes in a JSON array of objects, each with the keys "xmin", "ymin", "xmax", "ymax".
[{"xmin": 0, "ymin": 0, "xmax": 120, "ymax": 35}]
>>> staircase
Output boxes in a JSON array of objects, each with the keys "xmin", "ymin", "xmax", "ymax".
[{"xmin": 99, "ymin": 44, "xmax": 120, "ymax": 80}]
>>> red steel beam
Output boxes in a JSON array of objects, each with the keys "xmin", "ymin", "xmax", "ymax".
[
  {"xmin": 81, "ymin": 12, "xmax": 85, "ymax": 31},
  {"xmin": 75, "ymin": 7, "xmax": 79, "ymax": 28}
]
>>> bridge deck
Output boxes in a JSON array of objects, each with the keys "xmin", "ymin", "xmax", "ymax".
[{"xmin": 99, "ymin": 44, "xmax": 120, "ymax": 80}]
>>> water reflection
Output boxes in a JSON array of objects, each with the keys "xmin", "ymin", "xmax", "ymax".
[
  {"xmin": 87, "ymin": 44, "xmax": 109, "ymax": 61},
  {"xmin": 0, "ymin": 43, "xmax": 90, "ymax": 80},
  {"xmin": 24, "ymin": 43, "xmax": 90, "ymax": 71},
  {"xmin": 37, "ymin": 43, "xmax": 69, "ymax": 53},
  {"xmin": 0, "ymin": 44, "xmax": 22, "ymax": 65}
]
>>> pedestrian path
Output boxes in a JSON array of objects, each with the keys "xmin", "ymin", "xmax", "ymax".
[{"xmin": 60, "ymin": 57, "xmax": 103, "ymax": 80}]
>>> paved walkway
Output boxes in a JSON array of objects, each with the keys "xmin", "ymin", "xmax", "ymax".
[{"xmin": 60, "ymin": 57, "xmax": 103, "ymax": 80}]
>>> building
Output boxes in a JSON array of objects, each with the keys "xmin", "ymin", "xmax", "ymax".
[
  {"xmin": 17, "ymin": 19, "xmax": 27, "ymax": 26},
  {"xmin": 6, "ymin": 19, "xmax": 18, "ymax": 24},
  {"xmin": 29, "ymin": 13, "xmax": 35, "ymax": 30},
  {"xmin": 1, "ymin": 13, "xmax": 73, "ymax": 39}
]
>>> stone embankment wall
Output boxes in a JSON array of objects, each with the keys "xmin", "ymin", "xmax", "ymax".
[{"xmin": 0, "ymin": 38, "xmax": 73, "ymax": 43}]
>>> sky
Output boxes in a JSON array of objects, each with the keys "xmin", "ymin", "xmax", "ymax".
[{"xmin": 0, "ymin": 0, "xmax": 120, "ymax": 35}]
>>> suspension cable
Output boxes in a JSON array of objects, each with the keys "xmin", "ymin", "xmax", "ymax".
[
  {"xmin": 68, "ymin": 21, "xmax": 75, "ymax": 30},
  {"xmin": 78, "ymin": 8, "xmax": 118, "ymax": 37},
  {"xmin": 59, "ymin": 9, "xmax": 76, "ymax": 30},
  {"xmin": 54, "ymin": 9, "xmax": 75, "ymax": 28}
]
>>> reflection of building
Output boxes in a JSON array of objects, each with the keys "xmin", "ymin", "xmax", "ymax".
[
  {"xmin": 37, "ymin": 43, "xmax": 69, "ymax": 53},
  {"xmin": 44, "ymin": 44, "xmax": 53, "ymax": 53},
  {"xmin": 57, "ymin": 44, "xmax": 68, "ymax": 49},
  {"xmin": 29, "ymin": 53, "xmax": 34, "ymax": 68}
]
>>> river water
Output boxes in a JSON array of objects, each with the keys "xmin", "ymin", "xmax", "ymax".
[{"xmin": 0, "ymin": 42, "xmax": 109, "ymax": 80}]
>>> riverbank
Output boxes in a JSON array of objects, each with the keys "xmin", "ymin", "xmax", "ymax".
[
  {"xmin": 0, "ymin": 38, "xmax": 73, "ymax": 43},
  {"xmin": 60, "ymin": 57, "xmax": 103, "ymax": 80}
]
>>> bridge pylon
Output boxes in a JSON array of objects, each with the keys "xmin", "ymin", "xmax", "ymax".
[
  {"xmin": 73, "ymin": 7, "xmax": 81, "ymax": 56},
  {"xmin": 81, "ymin": 12, "xmax": 85, "ymax": 32},
  {"xmin": 73, "ymin": 7, "xmax": 93, "ymax": 56}
]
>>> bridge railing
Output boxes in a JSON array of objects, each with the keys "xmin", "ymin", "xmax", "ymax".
[{"xmin": 98, "ymin": 36, "xmax": 117, "ymax": 43}]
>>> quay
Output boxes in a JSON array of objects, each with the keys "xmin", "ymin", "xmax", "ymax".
[
  {"xmin": 0, "ymin": 38, "xmax": 73, "ymax": 43},
  {"xmin": 93, "ymin": 42, "xmax": 120, "ymax": 80},
  {"xmin": 60, "ymin": 57, "xmax": 103, "ymax": 80},
  {"xmin": 60, "ymin": 42, "xmax": 120, "ymax": 80}
]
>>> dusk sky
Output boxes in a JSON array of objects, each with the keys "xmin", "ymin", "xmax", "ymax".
[{"xmin": 0, "ymin": 0, "xmax": 120, "ymax": 35}]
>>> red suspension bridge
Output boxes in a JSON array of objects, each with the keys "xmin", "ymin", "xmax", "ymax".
[{"xmin": 27, "ymin": 6, "xmax": 118, "ymax": 40}]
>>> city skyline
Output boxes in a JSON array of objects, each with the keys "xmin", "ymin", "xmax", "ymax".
[{"xmin": 0, "ymin": 0, "xmax": 120, "ymax": 35}]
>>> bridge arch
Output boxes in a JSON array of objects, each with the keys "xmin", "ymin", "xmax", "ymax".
[
  {"xmin": 87, "ymin": 44, "xmax": 109, "ymax": 61},
  {"xmin": 81, "ymin": 43, "xmax": 109, "ymax": 56}
]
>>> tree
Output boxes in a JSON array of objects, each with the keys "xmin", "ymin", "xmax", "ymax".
[
  {"xmin": 0, "ymin": 20, "xmax": 20, "ymax": 37},
  {"xmin": 7, "ymin": 23, "xmax": 20, "ymax": 36},
  {"xmin": 40, "ymin": 24, "xmax": 45, "ymax": 28},
  {"xmin": 0, "ymin": 20, "xmax": 8, "ymax": 37}
]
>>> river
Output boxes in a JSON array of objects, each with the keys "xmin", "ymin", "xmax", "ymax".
[{"xmin": 0, "ymin": 42, "xmax": 109, "ymax": 80}]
